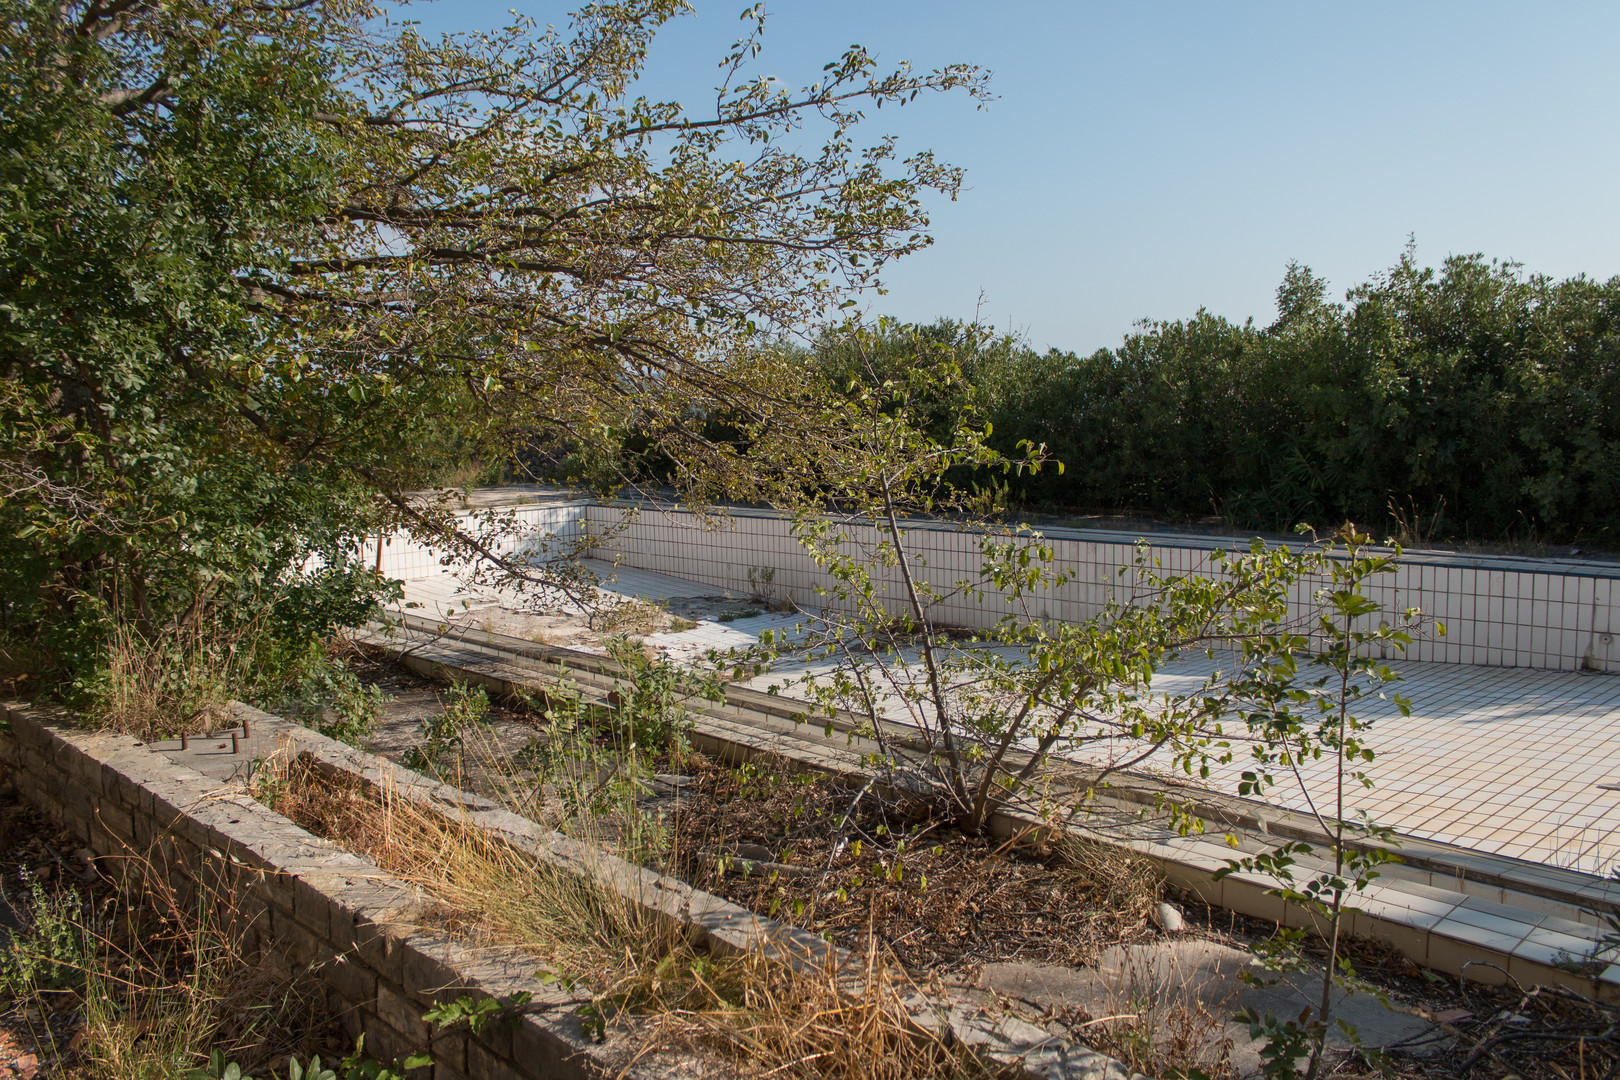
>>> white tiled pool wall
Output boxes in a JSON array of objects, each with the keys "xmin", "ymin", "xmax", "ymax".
[
  {"xmin": 582, "ymin": 505, "xmax": 1619, "ymax": 674},
  {"xmin": 359, "ymin": 500, "xmax": 1618, "ymax": 673},
  {"xmin": 370, "ymin": 503, "xmax": 593, "ymax": 581}
]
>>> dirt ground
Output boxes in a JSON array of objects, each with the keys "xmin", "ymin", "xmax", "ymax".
[{"xmin": 667, "ymin": 754, "xmax": 1163, "ymax": 972}]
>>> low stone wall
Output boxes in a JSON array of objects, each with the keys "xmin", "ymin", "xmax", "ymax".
[
  {"xmin": 0, "ymin": 701, "xmax": 680, "ymax": 1080},
  {"xmin": 0, "ymin": 700, "xmax": 1141, "ymax": 1080}
]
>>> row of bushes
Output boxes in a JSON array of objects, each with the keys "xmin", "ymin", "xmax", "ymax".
[{"xmin": 815, "ymin": 251, "xmax": 1620, "ymax": 547}]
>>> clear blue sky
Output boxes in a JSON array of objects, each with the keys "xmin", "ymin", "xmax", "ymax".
[{"xmin": 401, "ymin": 1, "xmax": 1620, "ymax": 354}]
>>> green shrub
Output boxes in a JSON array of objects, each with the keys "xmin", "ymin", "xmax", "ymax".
[
  {"xmin": 261, "ymin": 642, "xmax": 386, "ymax": 747},
  {"xmin": 403, "ymin": 681, "xmax": 492, "ymax": 772},
  {"xmin": 604, "ymin": 641, "xmax": 705, "ymax": 752}
]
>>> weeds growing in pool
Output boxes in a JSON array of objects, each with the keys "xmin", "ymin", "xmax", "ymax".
[
  {"xmin": 0, "ymin": 840, "xmax": 332, "ymax": 1078},
  {"xmin": 332, "ymin": 654, "xmax": 1248, "ymax": 1077},
  {"xmin": 254, "ymin": 751, "xmax": 1005, "ymax": 1079}
]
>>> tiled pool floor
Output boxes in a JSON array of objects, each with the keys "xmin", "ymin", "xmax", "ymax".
[{"xmin": 397, "ymin": 561, "xmax": 1620, "ymax": 875}]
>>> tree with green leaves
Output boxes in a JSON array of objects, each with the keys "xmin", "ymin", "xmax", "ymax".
[
  {"xmin": 752, "ymin": 322, "xmax": 1346, "ymax": 836},
  {"xmin": 756, "ymin": 329, "xmax": 1431, "ymax": 1076},
  {"xmin": 940, "ymin": 249, "xmax": 1620, "ymax": 545},
  {"xmin": 0, "ymin": 0, "xmax": 988, "ymax": 711},
  {"xmin": 1221, "ymin": 529, "xmax": 1423, "ymax": 1080}
]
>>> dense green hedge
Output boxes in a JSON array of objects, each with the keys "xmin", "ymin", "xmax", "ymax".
[{"xmin": 863, "ymin": 252, "xmax": 1620, "ymax": 546}]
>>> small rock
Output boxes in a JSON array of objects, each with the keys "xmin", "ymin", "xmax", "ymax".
[
  {"xmin": 735, "ymin": 843, "xmax": 774, "ymax": 862},
  {"xmin": 1152, "ymin": 901, "xmax": 1186, "ymax": 933},
  {"xmin": 654, "ymin": 774, "xmax": 694, "ymax": 788}
]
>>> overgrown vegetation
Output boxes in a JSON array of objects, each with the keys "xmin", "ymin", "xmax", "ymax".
[
  {"xmin": 712, "ymin": 322, "xmax": 1459, "ymax": 1074},
  {"xmin": 0, "ymin": 833, "xmax": 335, "ymax": 1077},
  {"xmin": 751, "ymin": 324, "xmax": 1411, "ymax": 847},
  {"xmin": 672, "ymin": 757, "xmax": 1163, "ymax": 971},
  {"xmin": 373, "ymin": 655, "xmax": 1255, "ymax": 1077},
  {"xmin": 6, "ymin": 0, "xmax": 1607, "ymax": 1074},
  {"xmin": 258, "ymin": 752, "xmax": 1003, "ymax": 1080},
  {"xmin": 401, "ymin": 681, "xmax": 492, "ymax": 774},
  {"xmin": 0, "ymin": 0, "xmax": 987, "ymax": 715}
]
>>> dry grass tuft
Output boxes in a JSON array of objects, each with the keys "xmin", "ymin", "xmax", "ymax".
[
  {"xmin": 1076, "ymin": 985, "xmax": 1237, "ymax": 1080},
  {"xmin": 653, "ymin": 945, "xmax": 1001, "ymax": 1080},
  {"xmin": 264, "ymin": 751, "xmax": 685, "ymax": 987},
  {"xmin": 90, "ymin": 620, "xmax": 245, "ymax": 740},
  {"xmin": 591, "ymin": 597, "xmax": 673, "ymax": 637},
  {"xmin": 0, "ymin": 837, "xmax": 332, "ymax": 1078}
]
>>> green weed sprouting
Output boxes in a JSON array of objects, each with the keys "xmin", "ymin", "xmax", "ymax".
[
  {"xmin": 603, "ymin": 639, "xmax": 709, "ymax": 753},
  {"xmin": 267, "ymin": 649, "xmax": 387, "ymax": 747},
  {"xmin": 1216, "ymin": 526, "xmax": 1428, "ymax": 1080},
  {"xmin": 0, "ymin": 879, "xmax": 88, "ymax": 997},
  {"xmin": 184, "ymin": 1037, "xmax": 415, "ymax": 1080},
  {"xmin": 404, "ymin": 681, "xmax": 492, "ymax": 773}
]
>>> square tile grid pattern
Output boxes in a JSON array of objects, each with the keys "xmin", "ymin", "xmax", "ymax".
[
  {"xmin": 732, "ymin": 649, "xmax": 1620, "ymax": 875},
  {"xmin": 395, "ymin": 553, "xmax": 1620, "ymax": 877},
  {"xmin": 586, "ymin": 503, "xmax": 1619, "ymax": 673}
]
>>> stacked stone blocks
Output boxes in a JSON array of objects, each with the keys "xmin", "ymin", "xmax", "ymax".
[{"xmin": 0, "ymin": 702, "xmax": 653, "ymax": 1080}]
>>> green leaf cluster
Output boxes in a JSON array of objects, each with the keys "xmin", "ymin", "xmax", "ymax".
[
  {"xmin": 1, "ymin": 0, "xmax": 987, "ymax": 700},
  {"xmin": 813, "ymin": 249, "xmax": 1620, "ymax": 546}
]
